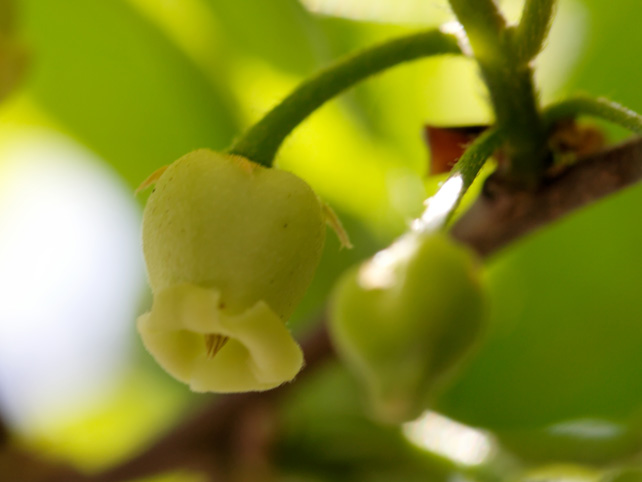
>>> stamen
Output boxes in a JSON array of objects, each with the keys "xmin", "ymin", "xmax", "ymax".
[{"xmin": 204, "ymin": 334, "xmax": 229, "ymax": 358}]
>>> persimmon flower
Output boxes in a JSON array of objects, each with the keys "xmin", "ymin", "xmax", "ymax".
[
  {"xmin": 137, "ymin": 150, "xmax": 327, "ymax": 392},
  {"xmin": 137, "ymin": 284, "xmax": 304, "ymax": 392}
]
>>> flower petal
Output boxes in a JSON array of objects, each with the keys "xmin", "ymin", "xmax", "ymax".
[{"xmin": 137, "ymin": 284, "xmax": 304, "ymax": 393}]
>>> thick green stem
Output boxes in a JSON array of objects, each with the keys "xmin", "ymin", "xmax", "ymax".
[
  {"xmin": 447, "ymin": 0, "xmax": 506, "ymax": 62},
  {"xmin": 514, "ymin": 0, "xmax": 558, "ymax": 62},
  {"xmin": 480, "ymin": 61, "xmax": 549, "ymax": 181},
  {"xmin": 543, "ymin": 96, "xmax": 642, "ymax": 135},
  {"xmin": 228, "ymin": 30, "xmax": 461, "ymax": 167},
  {"xmin": 448, "ymin": 0, "xmax": 550, "ymax": 185}
]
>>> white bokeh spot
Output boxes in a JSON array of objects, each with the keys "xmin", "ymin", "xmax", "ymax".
[{"xmin": 0, "ymin": 129, "xmax": 145, "ymax": 432}]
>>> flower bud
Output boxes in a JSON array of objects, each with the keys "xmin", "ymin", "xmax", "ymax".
[
  {"xmin": 330, "ymin": 233, "xmax": 485, "ymax": 423},
  {"xmin": 137, "ymin": 149, "xmax": 326, "ymax": 392}
]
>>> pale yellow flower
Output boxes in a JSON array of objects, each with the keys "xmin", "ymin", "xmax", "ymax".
[{"xmin": 138, "ymin": 150, "xmax": 326, "ymax": 392}]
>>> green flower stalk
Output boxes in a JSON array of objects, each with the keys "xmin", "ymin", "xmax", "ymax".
[{"xmin": 138, "ymin": 150, "xmax": 326, "ymax": 392}]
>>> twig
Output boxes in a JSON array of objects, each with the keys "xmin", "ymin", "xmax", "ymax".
[
  {"xmin": 452, "ymin": 137, "xmax": 642, "ymax": 256},
  {"xmin": 89, "ymin": 323, "xmax": 333, "ymax": 482}
]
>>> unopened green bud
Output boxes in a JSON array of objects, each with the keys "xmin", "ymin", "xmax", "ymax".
[
  {"xmin": 330, "ymin": 232, "xmax": 485, "ymax": 423},
  {"xmin": 138, "ymin": 149, "xmax": 326, "ymax": 392}
]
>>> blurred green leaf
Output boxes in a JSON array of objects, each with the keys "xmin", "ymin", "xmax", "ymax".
[
  {"xmin": 437, "ymin": 180, "xmax": 642, "ymax": 430},
  {"xmin": 202, "ymin": 0, "xmax": 325, "ymax": 74},
  {"xmin": 496, "ymin": 418, "xmax": 642, "ymax": 465},
  {"xmin": 565, "ymin": 0, "xmax": 642, "ymax": 115},
  {"xmin": 20, "ymin": 0, "xmax": 241, "ymax": 187},
  {"xmin": 277, "ymin": 361, "xmax": 453, "ymax": 482},
  {"xmin": 602, "ymin": 466, "xmax": 642, "ymax": 482}
]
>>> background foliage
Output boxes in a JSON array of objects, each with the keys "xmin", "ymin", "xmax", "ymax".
[{"xmin": 2, "ymin": 0, "xmax": 642, "ymax": 480}]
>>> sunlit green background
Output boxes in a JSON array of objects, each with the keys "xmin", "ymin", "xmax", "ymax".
[{"xmin": 2, "ymin": 0, "xmax": 642, "ymax": 480}]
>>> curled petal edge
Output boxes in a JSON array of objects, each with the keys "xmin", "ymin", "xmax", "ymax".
[{"xmin": 137, "ymin": 284, "xmax": 304, "ymax": 393}]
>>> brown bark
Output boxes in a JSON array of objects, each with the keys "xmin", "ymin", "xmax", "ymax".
[{"xmin": 452, "ymin": 137, "xmax": 642, "ymax": 257}]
